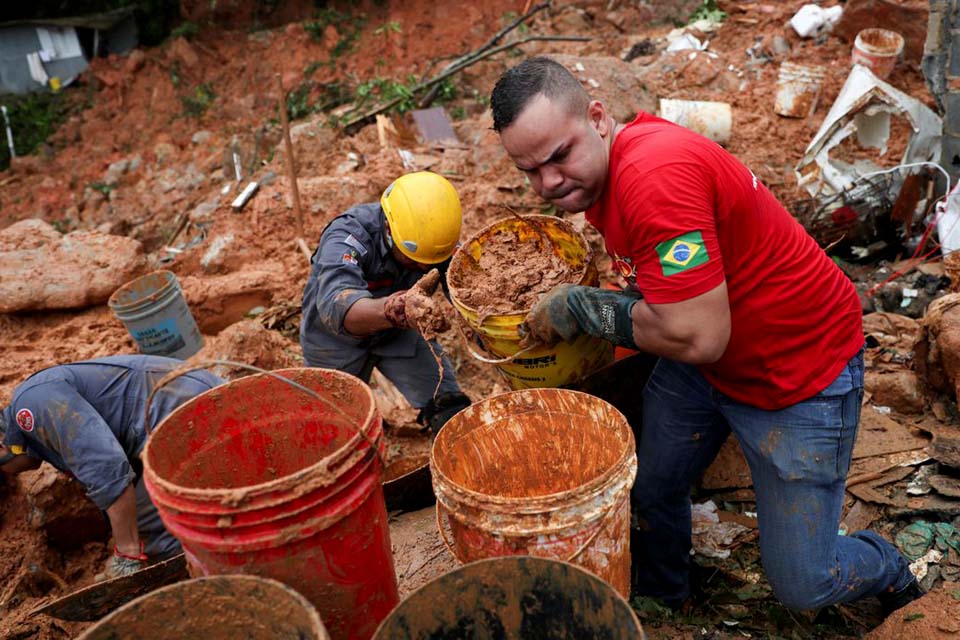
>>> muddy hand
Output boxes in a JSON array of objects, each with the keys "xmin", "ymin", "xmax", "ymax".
[
  {"xmin": 520, "ymin": 284, "xmax": 582, "ymax": 348},
  {"xmin": 414, "ymin": 268, "xmax": 442, "ymax": 296},
  {"xmin": 383, "ymin": 290, "xmax": 411, "ymax": 329}
]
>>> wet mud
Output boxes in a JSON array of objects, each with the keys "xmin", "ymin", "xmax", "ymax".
[{"xmin": 450, "ymin": 228, "xmax": 577, "ymax": 315}]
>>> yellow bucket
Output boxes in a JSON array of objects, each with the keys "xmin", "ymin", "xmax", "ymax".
[{"xmin": 448, "ymin": 215, "xmax": 613, "ymax": 389}]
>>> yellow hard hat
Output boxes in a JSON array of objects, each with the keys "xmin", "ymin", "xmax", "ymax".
[{"xmin": 381, "ymin": 172, "xmax": 462, "ymax": 265}]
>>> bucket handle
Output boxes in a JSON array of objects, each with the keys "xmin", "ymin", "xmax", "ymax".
[
  {"xmin": 143, "ymin": 359, "xmax": 385, "ymax": 467},
  {"xmin": 435, "ymin": 500, "xmax": 613, "ymax": 564},
  {"xmin": 454, "ymin": 315, "xmax": 538, "ymax": 365}
]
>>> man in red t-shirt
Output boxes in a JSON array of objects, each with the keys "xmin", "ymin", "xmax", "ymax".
[{"xmin": 490, "ymin": 57, "xmax": 919, "ymax": 615}]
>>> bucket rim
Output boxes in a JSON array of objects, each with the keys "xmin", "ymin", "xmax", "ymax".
[
  {"xmin": 371, "ymin": 555, "xmax": 643, "ymax": 639},
  {"xmin": 108, "ymin": 269, "xmax": 179, "ymax": 311},
  {"xmin": 853, "ymin": 28, "xmax": 905, "ymax": 57},
  {"xmin": 75, "ymin": 574, "xmax": 330, "ymax": 640},
  {"xmin": 430, "ymin": 387, "xmax": 635, "ymax": 505},
  {"xmin": 447, "ymin": 214, "xmax": 591, "ymax": 321},
  {"xmin": 143, "ymin": 368, "xmax": 382, "ymax": 503}
]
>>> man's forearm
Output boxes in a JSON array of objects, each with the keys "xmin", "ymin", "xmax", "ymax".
[
  {"xmin": 105, "ymin": 483, "xmax": 140, "ymax": 556},
  {"xmin": 342, "ymin": 297, "xmax": 393, "ymax": 336},
  {"xmin": 630, "ymin": 300, "xmax": 727, "ymax": 364}
]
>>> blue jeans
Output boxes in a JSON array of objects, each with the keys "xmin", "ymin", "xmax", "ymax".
[{"xmin": 633, "ymin": 351, "xmax": 912, "ymax": 610}]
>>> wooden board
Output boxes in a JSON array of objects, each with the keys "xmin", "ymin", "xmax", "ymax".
[{"xmin": 31, "ymin": 553, "xmax": 187, "ymax": 622}]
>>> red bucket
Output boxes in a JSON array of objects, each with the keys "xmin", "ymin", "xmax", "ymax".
[{"xmin": 142, "ymin": 368, "xmax": 398, "ymax": 640}]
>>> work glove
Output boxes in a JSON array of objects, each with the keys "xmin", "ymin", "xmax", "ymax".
[
  {"xmin": 382, "ymin": 290, "xmax": 411, "ymax": 329},
  {"xmin": 95, "ymin": 544, "xmax": 148, "ymax": 582},
  {"xmin": 520, "ymin": 284, "xmax": 641, "ymax": 349}
]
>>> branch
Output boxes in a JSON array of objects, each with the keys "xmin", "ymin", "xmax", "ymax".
[
  {"xmin": 342, "ymin": 34, "xmax": 589, "ymax": 134},
  {"xmin": 418, "ymin": 2, "xmax": 551, "ymax": 109}
]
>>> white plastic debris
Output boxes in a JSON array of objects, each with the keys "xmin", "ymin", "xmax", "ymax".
[
  {"xmin": 796, "ymin": 65, "xmax": 942, "ymax": 200},
  {"xmin": 666, "ymin": 31, "xmax": 707, "ymax": 52},
  {"xmin": 937, "ymin": 181, "xmax": 960, "ymax": 255},
  {"xmin": 790, "ymin": 4, "xmax": 843, "ymax": 38},
  {"xmin": 691, "ymin": 501, "xmax": 751, "ymax": 560},
  {"xmin": 909, "ymin": 548, "xmax": 942, "ymax": 581},
  {"xmin": 660, "ymin": 99, "xmax": 732, "ymax": 144}
]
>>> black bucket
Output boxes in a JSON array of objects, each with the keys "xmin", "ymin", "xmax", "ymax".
[{"xmin": 373, "ymin": 556, "xmax": 645, "ymax": 639}]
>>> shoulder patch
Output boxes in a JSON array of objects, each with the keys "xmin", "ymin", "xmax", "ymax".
[
  {"xmin": 343, "ymin": 234, "xmax": 369, "ymax": 256},
  {"xmin": 16, "ymin": 408, "xmax": 34, "ymax": 432},
  {"xmin": 655, "ymin": 231, "xmax": 710, "ymax": 276}
]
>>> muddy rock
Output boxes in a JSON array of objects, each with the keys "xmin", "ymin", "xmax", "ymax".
[
  {"xmin": 548, "ymin": 54, "xmax": 656, "ymax": 123},
  {"xmin": 0, "ymin": 219, "xmax": 145, "ymax": 313},
  {"xmin": 916, "ymin": 294, "xmax": 960, "ymax": 408},
  {"xmin": 124, "ymin": 49, "xmax": 146, "ymax": 74},
  {"xmin": 701, "ymin": 435, "xmax": 752, "ymax": 490},
  {"xmin": 169, "ymin": 37, "xmax": 200, "ymax": 68},
  {"xmin": 865, "ymin": 368, "xmax": 925, "ymax": 414},
  {"xmin": 180, "ymin": 265, "xmax": 282, "ymax": 333},
  {"xmin": 189, "ymin": 319, "xmax": 301, "ymax": 379},
  {"xmin": 19, "ymin": 465, "xmax": 109, "ymax": 550},
  {"xmin": 289, "ymin": 176, "xmax": 379, "ymax": 217},
  {"xmin": 833, "ymin": 0, "xmax": 928, "ymax": 64}
]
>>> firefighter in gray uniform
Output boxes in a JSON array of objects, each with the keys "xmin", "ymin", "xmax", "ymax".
[
  {"xmin": 0, "ymin": 355, "xmax": 223, "ymax": 579},
  {"xmin": 300, "ymin": 171, "xmax": 471, "ymax": 433}
]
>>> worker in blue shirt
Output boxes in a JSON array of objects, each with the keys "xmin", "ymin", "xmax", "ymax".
[
  {"xmin": 300, "ymin": 171, "xmax": 471, "ymax": 433},
  {"xmin": 0, "ymin": 355, "xmax": 223, "ymax": 579}
]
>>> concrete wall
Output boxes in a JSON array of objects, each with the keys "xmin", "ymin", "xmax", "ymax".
[{"xmin": 925, "ymin": 0, "xmax": 960, "ymax": 180}]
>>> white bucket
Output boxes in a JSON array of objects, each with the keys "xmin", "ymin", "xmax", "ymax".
[
  {"xmin": 774, "ymin": 62, "xmax": 827, "ymax": 118},
  {"xmin": 658, "ymin": 99, "xmax": 732, "ymax": 144}
]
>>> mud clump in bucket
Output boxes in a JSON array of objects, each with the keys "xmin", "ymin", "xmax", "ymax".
[{"xmin": 451, "ymin": 228, "xmax": 576, "ymax": 314}]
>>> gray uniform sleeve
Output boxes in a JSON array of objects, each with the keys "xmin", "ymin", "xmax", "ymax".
[
  {"xmin": 17, "ymin": 382, "xmax": 134, "ymax": 511},
  {"xmin": 312, "ymin": 225, "xmax": 376, "ymax": 335}
]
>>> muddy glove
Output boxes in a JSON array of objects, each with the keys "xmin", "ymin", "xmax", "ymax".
[
  {"xmin": 521, "ymin": 284, "xmax": 641, "ymax": 348},
  {"xmin": 382, "ymin": 290, "xmax": 411, "ymax": 329},
  {"xmin": 95, "ymin": 544, "xmax": 147, "ymax": 582}
]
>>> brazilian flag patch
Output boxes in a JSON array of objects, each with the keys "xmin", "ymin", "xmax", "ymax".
[{"xmin": 655, "ymin": 231, "xmax": 709, "ymax": 276}]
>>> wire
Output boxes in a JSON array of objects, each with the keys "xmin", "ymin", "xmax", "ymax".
[{"xmin": 856, "ymin": 161, "xmax": 951, "ymax": 201}]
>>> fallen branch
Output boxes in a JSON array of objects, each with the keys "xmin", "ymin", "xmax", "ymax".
[{"xmin": 342, "ymin": 34, "xmax": 589, "ymax": 134}]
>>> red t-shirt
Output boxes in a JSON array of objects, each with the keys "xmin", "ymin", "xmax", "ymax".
[{"xmin": 586, "ymin": 113, "xmax": 863, "ymax": 409}]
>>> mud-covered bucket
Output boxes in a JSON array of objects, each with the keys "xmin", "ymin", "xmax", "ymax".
[
  {"xmin": 108, "ymin": 270, "xmax": 203, "ymax": 359},
  {"xmin": 447, "ymin": 215, "xmax": 613, "ymax": 389},
  {"xmin": 373, "ymin": 556, "xmax": 645, "ymax": 639},
  {"xmin": 77, "ymin": 575, "xmax": 330, "ymax": 640},
  {"xmin": 143, "ymin": 368, "xmax": 399, "ymax": 640},
  {"xmin": 431, "ymin": 388, "xmax": 637, "ymax": 596},
  {"xmin": 774, "ymin": 62, "xmax": 827, "ymax": 118},
  {"xmin": 852, "ymin": 28, "xmax": 904, "ymax": 79}
]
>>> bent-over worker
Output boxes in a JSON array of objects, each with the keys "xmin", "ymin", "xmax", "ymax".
[
  {"xmin": 489, "ymin": 56, "xmax": 921, "ymax": 616},
  {"xmin": 0, "ymin": 355, "xmax": 223, "ymax": 579},
  {"xmin": 300, "ymin": 171, "xmax": 471, "ymax": 434}
]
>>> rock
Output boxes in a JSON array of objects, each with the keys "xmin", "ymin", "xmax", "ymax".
[
  {"xmin": 771, "ymin": 35, "xmax": 791, "ymax": 56},
  {"xmin": 189, "ymin": 320, "xmax": 301, "ymax": 379},
  {"xmin": 833, "ymin": 0, "xmax": 928, "ymax": 64},
  {"xmin": 19, "ymin": 465, "xmax": 109, "ymax": 549},
  {"xmin": 0, "ymin": 219, "xmax": 145, "ymax": 313},
  {"xmin": 124, "ymin": 49, "xmax": 146, "ymax": 73},
  {"xmin": 916, "ymin": 293, "xmax": 960, "ymax": 407},
  {"xmin": 169, "ymin": 36, "xmax": 199, "ymax": 68},
  {"xmin": 548, "ymin": 55, "xmax": 656, "ymax": 123},
  {"xmin": 289, "ymin": 119, "xmax": 337, "ymax": 146},
  {"xmin": 103, "ymin": 157, "xmax": 132, "ymax": 184},
  {"xmin": 180, "ymin": 265, "xmax": 282, "ymax": 333},
  {"xmin": 189, "ymin": 199, "xmax": 218, "ymax": 222},
  {"xmin": 865, "ymin": 368, "xmax": 925, "ymax": 414},
  {"xmin": 153, "ymin": 142, "xmax": 176, "ymax": 166},
  {"xmin": 191, "ymin": 130, "xmax": 213, "ymax": 145}
]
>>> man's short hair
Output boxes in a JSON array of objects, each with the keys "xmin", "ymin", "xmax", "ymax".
[{"xmin": 490, "ymin": 56, "xmax": 590, "ymax": 132}]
